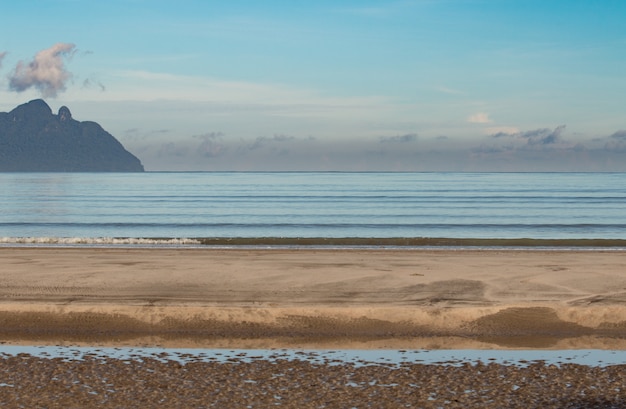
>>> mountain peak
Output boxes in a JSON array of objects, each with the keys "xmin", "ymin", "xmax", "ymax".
[
  {"xmin": 0, "ymin": 100, "xmax": 144, "ymax": 172},
  {"xmin": 58, "ymin": 106, "xmax": 72, "ymax": 122},
  {"xmin": 10, "ymin": 99, "xmax": 53, "ymax": 120}
]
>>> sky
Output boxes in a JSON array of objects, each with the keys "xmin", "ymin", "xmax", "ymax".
[{"xmin": 1, "ymin": 0, "xmax": 625, "ymax": 171}]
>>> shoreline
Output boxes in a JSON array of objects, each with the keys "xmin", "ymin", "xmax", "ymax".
[
  {"xmin": 3, "ymin": 236, "xmax": 626, "ymax": 248},
  {"xmin": 0, "ymin": 247, "xmax": 625, "ymax": 349}
]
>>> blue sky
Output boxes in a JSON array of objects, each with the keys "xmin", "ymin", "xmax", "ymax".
[{"xmin": 1, "ymin": 0, "xmax": 625, "ymax": 171}]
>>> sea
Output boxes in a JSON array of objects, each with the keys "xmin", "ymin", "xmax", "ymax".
[{"xmin": 0, "ymin": 171, "xmax": 625, "ymax": 247}]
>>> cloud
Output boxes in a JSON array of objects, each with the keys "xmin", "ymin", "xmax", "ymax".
[
  {"xmin": 475, "ymin": 125, "xmax": 575, "ymax": 158},
  {"xmin": 8, "ymin": 43, "xmax": 76, "ymax": 98},
  {"xmin": 136, "ymin": 131, "xmax": 227, "ymax": 162},
  {"xmin": 379, "ymin": 133, "xmax": 418, "ymax": 143},
  {"xmin": 520, "ymin": 125, "xmax": 566, "ymax": 145},
  {"xmin": 0, "ymin": 51, "xmax": 6, "ymax": 68},
  {"xmin": 157, "ymin": 142, "xmax": 188, "ymax": 158},
  {"xmin": 604, "ymin": 130, "xmax": 626, "ymax": 152},
  {"xmin": 485, "ymin": 126, "xmax": 520, "ymax": 136},
  {"xmin": 194, "ymin": 132, "xmax": 226, "ymax": 157},
  {"xmin": 82, "ymin": 78, "xmax": 106, "ymax": 92},
  {"xmin": 489, "ymin": 125, "xmax": 566, "ymax": 146},
  {"xmin": 247, "ymin": 134, "xmax": 296, "ymax": 150},
  {"xmin": 609, "ymin": 130, "xmax": 626, "ymax": 140},
  {"xmin": 467, "ymin": 112, "xmax": 492, "ymax": 124}
]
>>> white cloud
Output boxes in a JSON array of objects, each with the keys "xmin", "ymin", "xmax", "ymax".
[
  {"xmin": 467, "ymin": 112, "xmax": 492, "ymax": 124},
  {"xmin": 8, "ymin": 43, "xmax": 76, "ymax": 98}
]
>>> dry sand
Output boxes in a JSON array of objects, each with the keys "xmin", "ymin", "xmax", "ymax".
[
  {"xmin": 0, "ymin": 247, "xmax": 624, "ymax": 349},
  {"xmin": 1, "ymin": 247, "xmax": 626, "ymax": 408}
]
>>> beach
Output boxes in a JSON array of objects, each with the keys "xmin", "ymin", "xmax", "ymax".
[
  {"xmin": 0, "ymin": 247, "xmax": 624, "ymax": 348},
  {"xmin": 1, "ymin": 247, "xmax": 625, "ymax": 407}
]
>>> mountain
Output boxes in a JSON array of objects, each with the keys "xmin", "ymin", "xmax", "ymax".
[{"xmin": 0, "ymin": 99, "xmax": 144, "ymax": 172}]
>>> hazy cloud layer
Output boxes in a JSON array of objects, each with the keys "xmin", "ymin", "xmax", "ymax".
[
  {"xmin": 194, "ymin": 132, "xmax": 227, "ymax": 157},
  {"xmin": 0, "ymin": 52, "xmax": 6, "ymax": 68},
  {"xmin": 609, "ymin": 130, "xmax": 626, "ymax": 140},
  {"xmin": 472, "ymin": 125, "xmax": 579, "ymax": 160},
  {"xmin": 489, "ymin": 125, "xmax": 567, "ymax": 147},
  {"xmin": 8, "ymin": 43, "xmax": 76, "ymax": 98},
  {"xmin": 124, "ymin": 130, "xmax": 447, "ymax": 171},
  {"xmin": 247, "ymin": 134, "xmax": 297, "ymax": 151},
  {"xmin": 157, "ymin": 142, "xmax": 188, "ymax": 158},
  {"xmin": 116, "ymin": 124, "xmax": 626, "ymax": 172},
  {"xmin": 379, "ymin": 133, "xmax": 418, "ymax": 143},
  {"xmin": 604, "ymin": 130, "xmax": 626, "ymax": 152}
]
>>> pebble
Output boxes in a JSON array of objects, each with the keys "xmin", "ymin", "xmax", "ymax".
[{"xmin": 0, "ymin": 354, "xmax": 624, "ymax": 408}]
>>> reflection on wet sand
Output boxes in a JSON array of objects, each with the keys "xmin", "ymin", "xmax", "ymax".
[{"xmin": 0, "ymin": 306, "xmax": 625, "ymax": 350}]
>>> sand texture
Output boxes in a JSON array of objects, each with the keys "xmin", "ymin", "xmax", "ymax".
[
  {"xmin": 0, "ymin": 248, "xmax": 625, "ymax": 348},
  {"xmin": 1, "ymin": 248, "xmax": 626, "ymax": 408}
]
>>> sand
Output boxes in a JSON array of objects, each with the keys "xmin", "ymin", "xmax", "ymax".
[
  {"xmin": 0, "ymin": 247, "xmax": 624, "ymax": 348},
  {"xmin": 1, "ymin": 247, "xmax": 626, "ymax": 407}
]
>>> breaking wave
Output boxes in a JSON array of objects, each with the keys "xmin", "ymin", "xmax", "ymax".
[
  {"xmin": 2, "ymin": 236, "xmax": 626, "ymax": 249},
  {"xmin": 0, "ymin": 237, "xmax": 201, "ymax": 246}
]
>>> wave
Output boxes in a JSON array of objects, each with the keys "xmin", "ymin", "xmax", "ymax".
[
  {"xmin": 2, "ymin": 236, "xmax": 626, "ymax": 248},
  {"xmin": 0, "ymin": 237, "xmax": 201, "ymax": 246},
  {"xmin": 3, "ymin": 222, "xmax": 626, "ymax": 229},
  {"xmin": 193, "ymin": 237, "xmax": 626, "ymax": 247}
]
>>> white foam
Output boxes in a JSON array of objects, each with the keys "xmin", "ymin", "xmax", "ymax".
[{"xmin": 0, "ymin": 237, "xmax": 201, "ymax": 246}]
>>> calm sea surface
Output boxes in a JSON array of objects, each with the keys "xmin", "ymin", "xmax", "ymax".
[{"xmin": 1, "ymin": 172, "xmax": 625, "ymax": 244}]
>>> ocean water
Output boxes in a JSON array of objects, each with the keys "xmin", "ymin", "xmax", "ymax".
[{"xmin": 1, "ymin": 172, "xmax": 625, "ymax": 245}]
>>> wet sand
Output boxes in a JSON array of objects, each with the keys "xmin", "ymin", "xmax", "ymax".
[{"xmin": 1, "ymin": 247, "xmax": 625, "ymax": 407}]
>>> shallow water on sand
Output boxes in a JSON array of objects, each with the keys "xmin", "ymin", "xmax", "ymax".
[{"xmin": 1, "ymin": 346, "xmax": 625, "ymax": 367}]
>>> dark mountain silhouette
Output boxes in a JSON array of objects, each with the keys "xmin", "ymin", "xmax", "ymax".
[{"xmin": 0, "ymin": 99, "xmax": 144, "ymax": 171}]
